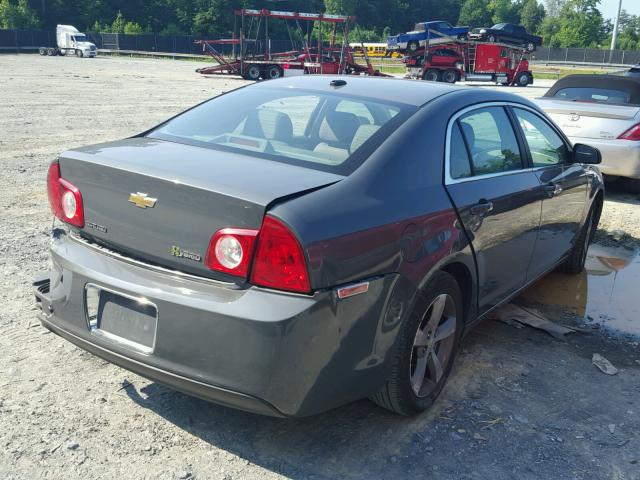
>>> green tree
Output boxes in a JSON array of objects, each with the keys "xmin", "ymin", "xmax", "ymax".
[
  {"xmin": 123, "ymin": 21, "xmax": 145, "ymax": 34},
  {"xmin": 539, "ymin": 14, "xmax": 561, "ymax": 46},
  {"xmin": 554, "ymin": 0, "xmax": 604, "ymax": 47},
  {"xmin": 520, "ymin": 0, "xmax": 545, "ymax": 33},
  {"xmin": 458, "ymin": 0, "xmax": 492, "ymax": 27},
  {"xmin": 489, "ymin": 0, "xmax": 520, "ymax": 24},
  {"xmin": 0, "ymin": 0, "xmax": 40, "ymax": 29},
  {"xmin": 110, "ymin": 10, "xmax": 126, "ymax": 34}
]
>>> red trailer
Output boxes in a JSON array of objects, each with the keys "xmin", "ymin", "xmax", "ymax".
[
  {"xmin": 195, "ymin": 9, "xmax": 386, "ymax": 80},
  {"xmin": 404, "ymin": 40, "xmax": 533, "ymax": 86}
]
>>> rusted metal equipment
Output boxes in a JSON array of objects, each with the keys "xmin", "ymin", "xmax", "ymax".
[{"xmin": 195, "ymin": 9, "xmax": 389, "ymax": 80}]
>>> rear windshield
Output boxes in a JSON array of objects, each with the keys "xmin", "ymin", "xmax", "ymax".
[
  {"xmin": 148, "ymin": 87, "xmax": 413, "ymax": 175},
  {"xmin": 551, "ymin": 87, "xmax": 632, "ymax": 105}
]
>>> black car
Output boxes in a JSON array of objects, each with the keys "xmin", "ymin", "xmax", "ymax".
[
  {"xmin": 469, "ymin": 23, "xmax": 543, "ymax": 51},
  {"xmin": 625, "ymin": 64, "xmax": 640, "ymax": 78},
  {"xmin": 35, "ymin": 76, "xmax": 603, "ymax": 417}
]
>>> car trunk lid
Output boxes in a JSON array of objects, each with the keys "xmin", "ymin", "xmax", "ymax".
[
  {"xmin": 536, "ymin": 98, "xmax": 640, "ymax": 139},
  {"xmin": 58, "ymin": 137, "xmax": 343, "ymax": 281}
]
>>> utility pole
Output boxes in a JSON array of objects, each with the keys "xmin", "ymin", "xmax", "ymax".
[{"xmin": 610, "ymin": 0, "xmax": 623, "ymax": 51}]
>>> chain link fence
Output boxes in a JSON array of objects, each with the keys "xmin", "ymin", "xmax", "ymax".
[
  {"xmin": 0, "ymin": 29, "xmax": 298, "ymax": 56},
  {"xmin": 2, "ymin": 29, "xmax": 640, "ymax": 65}
]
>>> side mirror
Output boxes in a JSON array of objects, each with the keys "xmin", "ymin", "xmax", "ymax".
[{"xmin": 573, "ymin": 143, "xmax": 601, "ymax": 165}]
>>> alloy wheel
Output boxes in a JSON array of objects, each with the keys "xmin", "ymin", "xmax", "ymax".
[{"xmin": 409, "ymin": 293, "xmax": 457, "ymax": 397}]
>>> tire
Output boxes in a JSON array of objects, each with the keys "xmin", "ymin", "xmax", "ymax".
[
  {"xmin": 75, "ymin": 49, "xmax": 83, "ymax": 58},
  {"xmin": 39, "ymin": 47, "xmax": 47, "ymax": 56},
  {"xmin": 526, "ymin": 41, "xmax": 535, "ymax": 52},
  {"xmin": 488, "ymin": 34, "xmax": 497, "ymax": 43},
  {"xmin": 46, "ymin": 48, "xmax": 56, "ymax": 56},
  {"xmin": 442, "ymin": 69, "xmax": 458, "ymax": 84},
  {"xmin": 59, "ymin": 49, "xmax": 66, "ymax": 56},
  {"xmin": 370, "ymin": 271, "xmax": 464, "ymax": 415},
  {"xmin": 264, "ymin": 65, "xmax": 283, "ymax": 80},
  {"xmin": 423, "ymin": 69, "xmax": 441, "ymax": 82},
  {"xmin": 457, "ymin": 33, "xmax": 468, "ymax": 41},
  {"xmin": 559, "ymin": 205, "xmax": 597, "ymax": 274},
  {"xmin": 515, "ymin": 71, "xmax": 530, "ymax": 87},
  {"xmin": 243, "ymin": 64, "xmax": 261, "ymax": 81},
  {"xmin": 407, "ymin": 41, "xmax": 419, "ymax": 53}
]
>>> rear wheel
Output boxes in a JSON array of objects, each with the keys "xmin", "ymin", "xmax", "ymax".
[
  {"xmin": 559, "ymin": 205, "xmax": 597, "ymax": 274},
  {"xmin": 370, "ymin": 271, "xmax": 463, "ymax": 415},
  {"xmin": 457, "ymin": 33, "xmax": 468, "ymax": 40},
  {"xmin": 243, "ymin": 64, "xmax": 261, "ymax": 81},
  {"xmin": 515, "ymin": 71, "xmax": 531, "ymax": 87},
  {"xmin": 264, "ymin": 64, "xmax": 283, "ymax": 80},
  {"xmin": 442, "ymin": 69, "xmax": 458, "ymax": 84},
  {"xmin": 59, "ymin": 49, "xmax": 66, "ymax": 56},
  {"xmin": 526, "ymin": 41, "xmax": 535, "ymax": 52},
  {"xmin": 423, "ymin": 69, "xmax": 441, "ymax": 82},
  {"xmin": 39, "ymin": 47, "xmax": 47, "ymax": 56},
  {"xmin": 488, "ymin": 34, "xmax": 497, "ymax": 42},
  {"xmin": 407, "ymin": 41, "xmax": 419, "ymax": 53},
  {"xmin": 46, "ymin": 48, "xmax": 56, "ymax": 56}
]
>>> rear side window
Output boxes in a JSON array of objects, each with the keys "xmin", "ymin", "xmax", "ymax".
[
  {"xmin": 552, "ymin": 87, "xmax": 631, "ymax": 105},
  {"xmin": 514, "ymin": 108, "xmax": 570, "ymax": 167},
  {"xmin": 457, "ymin": 107, "xmax": 522, "ymax": 176},
  {"xmin": 449, "ymin": 123, "xmax": 472, "ymax": 179},
  {"xmin": 148, "ymin": 87, "xmax": 411, "ymax": 175}
]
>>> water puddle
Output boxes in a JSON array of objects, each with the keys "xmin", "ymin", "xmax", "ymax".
[{"xmin": 521, "ymin": 244, "xmax": 640, "ymax": 338}]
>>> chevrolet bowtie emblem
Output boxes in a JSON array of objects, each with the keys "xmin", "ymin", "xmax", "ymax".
[{"xmin": 128, "ymin": 192, "xmax": 157, "ymax": 209}]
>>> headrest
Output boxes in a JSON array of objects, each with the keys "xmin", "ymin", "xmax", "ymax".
[
  {"xmin": 319, "ymin": 111, "xmax": 361, "ymax": 144},
  {"xmin": 243, "ymin": 109, "xmax": 293, "ymax": 142}
]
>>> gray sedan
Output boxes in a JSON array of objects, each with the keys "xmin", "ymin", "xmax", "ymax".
[{"xmin": 35, "ymin": 76, "xmax": 603, "ymax": 417}]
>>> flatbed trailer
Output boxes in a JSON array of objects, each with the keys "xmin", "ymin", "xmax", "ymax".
[
  {"xmin": 403, "ymin": 33, "xmax": 533, "ymax": 86},
  {"xmin": 196, "ymin": 8, "xmax": 387, "ymax": 80}
]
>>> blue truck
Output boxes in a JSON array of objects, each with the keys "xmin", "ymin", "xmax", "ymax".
[{"xmin": 387, "ymin": 21, "xmax": 470, "ymax": 52}]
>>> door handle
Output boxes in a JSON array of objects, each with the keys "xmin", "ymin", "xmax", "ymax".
[
  {"xmin": 544, "ymin": 183, "xmax": 563, "ymax": 197},
  {"xmin": 470, "ymin": 200, "xmax": 494, "ymax": 216}
]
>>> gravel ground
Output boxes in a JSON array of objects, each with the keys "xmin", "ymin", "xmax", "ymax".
[{"xmin": 1, "ymin": 54, "xmax": 639, "ymax": 480}]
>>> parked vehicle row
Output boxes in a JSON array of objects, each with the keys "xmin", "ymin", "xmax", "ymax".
[{"xmin": 35, "ymin": 76, "xmax": 603, "ymax": 418}]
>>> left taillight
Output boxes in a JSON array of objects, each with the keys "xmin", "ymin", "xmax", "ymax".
[
  {"xmin": 618, "ymin": 123, "xmax": 640, "ymax": 141},
  {"xmin": 47, "ymin": 160, "xmax": 84, "ymax": 227},
  {"xmin": 205, "ymin": 228, "xmax": 259, "ymax": 277}
]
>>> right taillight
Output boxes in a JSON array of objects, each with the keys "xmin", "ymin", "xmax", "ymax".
[
  {"xmin": 250, "ymin": 215, "xmax": 311, "ymax": 294},
  {"xmin": 618, "ymin": 124, "xmax": 640, "ymax": 140},
  {"xmin": 47, "ymin": 160, "xmax": 84, "ymax": 227}
]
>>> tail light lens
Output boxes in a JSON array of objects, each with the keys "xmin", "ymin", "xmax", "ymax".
[
  {"xmin": 207, "ymin": 216, "xmax": 311, "ymax": 293},
  {"xmin": 205, "ymin": 228, "xmax": 258, "ymax": 277},
  {"xmin": 47, "ymin": 161, "xmax": 84, "ymax": 227},
  {"xmin": 251, "ymin": 216, "xmax": 311, "ymax": 293},
  {"xmin": 618, "ymin": 124, "xmax": 640, "ymax": 141}
]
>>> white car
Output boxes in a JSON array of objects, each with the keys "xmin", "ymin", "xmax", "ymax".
[{"xmin": 536, "ymin": 74, "xmax": 640, "ymax": 192}]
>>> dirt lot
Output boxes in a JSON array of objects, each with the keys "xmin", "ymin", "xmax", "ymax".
[{"xmin": 1, "ymin": 54, "xmax": 639, "ymax": 480}]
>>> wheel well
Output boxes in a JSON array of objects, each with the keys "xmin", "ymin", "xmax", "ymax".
[
  {"xmin": 593, "ymin": 190, "xmax": 604, "ymax": 227},
  {"xmin": 441, "ymin": 262, "xmax": 473, "ymax": 324}
]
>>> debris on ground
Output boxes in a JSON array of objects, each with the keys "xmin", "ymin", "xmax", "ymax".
[
  {"xmin": 592, "ymin": 353, "xmax": 619, "ymax": 375},
  {"xmin": 490, "ymin": 304, "xmax": 577, "ymax": 339}
]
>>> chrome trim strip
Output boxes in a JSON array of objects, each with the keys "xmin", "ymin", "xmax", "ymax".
[
  {"xmin": 68, "ymin": 233, "xmax": 236, "ymax": 288},
  {"xmin": 444, "ymin": 101, "xmax": 560, "ymax": 185}
]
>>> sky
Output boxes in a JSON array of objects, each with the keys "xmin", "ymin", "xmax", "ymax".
[{"xmin": 599, "ymin": 0, "xmax": 640, "ymax": 20}]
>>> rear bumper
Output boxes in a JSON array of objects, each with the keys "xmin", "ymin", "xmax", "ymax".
[
  {"xmin": 568, "ymin": 136, "xmax": 640, "ymax": 179},
  {"xmin": 34, "ymin": 230, "xmax": 398, "ymax": 417}
]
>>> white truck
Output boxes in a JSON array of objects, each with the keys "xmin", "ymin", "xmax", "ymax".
[{"xmin": 39, "ymin": 25, "xmax": 97, "ymax": 58}]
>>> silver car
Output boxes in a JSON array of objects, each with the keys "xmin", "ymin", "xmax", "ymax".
[{"xmin": 536, "ymin": 74, "xmax": 640, "ymax": 192}]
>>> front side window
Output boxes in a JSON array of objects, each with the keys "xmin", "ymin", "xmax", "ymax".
[
  {"xmin": 148, "ymin": 87, "xmax": 410, "ymax": 175},
  {"xmin": 457, "ymin": 107, "xmax": 522, "ymax": 176},
  {"xmin": 514, "ymin": 109, "xmax": 570, "ymax": 167}
]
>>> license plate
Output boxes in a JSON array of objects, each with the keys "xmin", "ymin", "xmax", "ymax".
[{"xmin": 85, "ymin": 284, "xmax": 157, "ymax": 354}]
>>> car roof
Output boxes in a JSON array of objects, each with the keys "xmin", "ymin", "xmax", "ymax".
[
  {"xmin": 544, "ymin": 74, "xmax": 640, "ymax": 103},
  {"xmin": 250, "ymin": 75, "xmax": 465, "ymax": 107}
]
